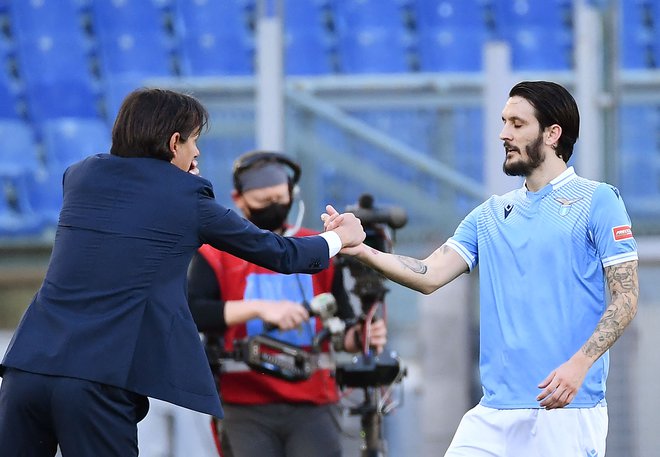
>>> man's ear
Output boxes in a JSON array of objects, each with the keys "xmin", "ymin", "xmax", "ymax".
[
  {"xmin": 231, "ymin": 189, "xmax": 241, "ymax": 206},
  {"xmin": 169, "ymin": 132, "xmax": 181, "ymax": 158},
  {"xmin": 545, "ymin": 124, "xmax": 562, "ymax": 147}
]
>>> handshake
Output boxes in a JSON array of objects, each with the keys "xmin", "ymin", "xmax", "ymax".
[{"xmin": 321, "ymin": 204, "xmax": 366, "ymax": 256}]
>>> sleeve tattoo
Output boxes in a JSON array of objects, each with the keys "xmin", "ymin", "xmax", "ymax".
[
  {"xmin": 396, "ymin": 256, "xmax": 428, "ymax": 275},
  {"xmin": 582, "ymin": 260, "xmax": 639, "ymax": 359}
]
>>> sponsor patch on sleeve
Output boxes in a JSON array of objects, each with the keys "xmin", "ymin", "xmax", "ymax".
[{"xmin": 612, "ymin": 225, "xmax": 633, "ymax": 241}]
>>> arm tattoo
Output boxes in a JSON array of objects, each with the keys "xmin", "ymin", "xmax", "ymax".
[
  {"xmin": 582, "ymin": 260, "xmax": 639, "ymax": 359},
  {"xmin": 396, "ymin": 256, "xmax": 428, "ymax": 275}
]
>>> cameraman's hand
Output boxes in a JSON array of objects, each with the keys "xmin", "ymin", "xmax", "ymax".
[
  {"xmin": 260, "ymin": 300, "xmax": 310, "ymax": 330},
  {"xmin": 344, "ymin": 320, "xmax": 387, "ymax": 354},
  {"xmin": 321, "ymin": 205, "xmax": 365, "ymax": 250},
  {"xmin": 368, "ymin": 319, "xmax": 387, "ymax": 354}
]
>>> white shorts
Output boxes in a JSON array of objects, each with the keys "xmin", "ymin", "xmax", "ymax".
[{"xmin": 444, "ymin": 404, "xmax": 608, "ymax": 457}]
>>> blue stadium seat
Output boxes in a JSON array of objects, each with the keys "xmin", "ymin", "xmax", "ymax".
[
  {"xmin": 413, "ymin": 0, "xmax": 490, "ymax": 72},
  {"xmin": 8, "ymin": 0, "xmax": 85, "ymax": 36},
  {"xmin": 336, "ymin": 26, "xmax": 410, "ymax": 73},
  {"xmin": 0, "ymin": 119, "xmax": 41, "ymax": 176},
  {"xmin": 91, "ymin": 0, "xmax": 175, "ymax": 79},
  {"xmin": 40, "ymin": 118, "xmax": 111, "ymax": 175},
  {"xmin": 331, "ymin": 0, "xmax": 403, "ymax": 28},
  {"xmin": 619, "ymin": 0, "xmax": 656, "ymax": 68},
  {"xmin": 9, "ymin": 0, "xmax": 100, "ymax": 121},
  {"xmin": 417, "ymin": 27, "xmax": 487, "ymax": 72},
  {"xmin": 174, "ymin": 0, "xmax": 254, "ymax": 76},
  {"xmin": 413, "ymin": 0, "xmax": 489, "ymax": 28},
  {"xmin": 0, "ymin": 42, "xmax": 22, "ymax": 119},
  {"xmin": 284, "ymin": 0, "xmax": 333, "ymax": 75},
  {"xmin": 332, "ymin": 0, "xmax": 410, "ymax": 73},
  {"xmin": 618, "ymin": 105, "xmax": 659, "ymax": 199},
  {"xmin": 285, "ymin": 31, "xmax": 333, "ymax": 75},
  {"xmin": 0, "ymin": 172, "xmax": 44, "ymax": 237},
  {"xmin": 95, "ymin": 32, "xmax": 174, "ymax": 78},
  {"xmin": 491, "ymin": 0, "xmax": 573, "ymax": 70},
  {"xmin": 24, "ymin": 168, "xmax": 63, "ymax": 228}
]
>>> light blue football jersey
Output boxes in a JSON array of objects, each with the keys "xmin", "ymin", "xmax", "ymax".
[{"xmin": 447, "ymin": 167, "xmax": 638, "ymax": 408}]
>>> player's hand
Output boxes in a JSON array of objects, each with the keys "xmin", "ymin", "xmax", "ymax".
[
  {"xmin": 321, "ymin": 205, "xmax": 365, "ymax": 252},
  {"xmin": 260, "ymin": 300, "xmax": 309, "ymax": 330},
  {"xmin": 536, "ymin": 354, "xmax": 591, "ymax": 409}
]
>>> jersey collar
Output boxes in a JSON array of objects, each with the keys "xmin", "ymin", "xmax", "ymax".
[
  {"xmin": 549, "ymin": 166, "xmax": 577, "ymax": 191},
  {"xmin": 522, "ymin": 166, "xmax": 577, "ymax": 198}
]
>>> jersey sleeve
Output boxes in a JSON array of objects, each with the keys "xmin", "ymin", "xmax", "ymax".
[
  {"xmin": 589, "ymin": 184, "xmax": 638, "ymax": 267},
  {"xmin": 446, "ymin": 203, "xmax": 482, "ymax": 271}
]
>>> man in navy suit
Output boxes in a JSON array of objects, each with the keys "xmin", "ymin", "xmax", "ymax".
[{"xmin": 0, "ymin": 88, "xmax": 365, "ymax": 457}]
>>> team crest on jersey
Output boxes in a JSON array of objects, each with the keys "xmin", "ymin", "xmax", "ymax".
[
  {"xmin": 612, "ymin": 225, "xmax": 633, "ymax": 241},
  {"xmin": 554, "ymin": 196, "xmax": 583, "ymax": 216}
]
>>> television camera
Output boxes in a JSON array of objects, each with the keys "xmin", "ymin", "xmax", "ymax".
[{"xmin": 202, "ymin": 194, "xmax": 408, "ymax": 456}]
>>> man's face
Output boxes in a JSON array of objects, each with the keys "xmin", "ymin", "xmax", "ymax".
[
  {"xmin": 499, "ymin": 96, "xmax": 546, "ymax": 177},
  {"xmin": 170, "ymin": 131, "xmax": 200, "ymax": 173}
]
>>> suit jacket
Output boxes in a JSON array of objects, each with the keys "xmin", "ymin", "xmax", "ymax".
[{"xmin": 1, "ymin": 154, "xmax": 329, "ymax": 418}]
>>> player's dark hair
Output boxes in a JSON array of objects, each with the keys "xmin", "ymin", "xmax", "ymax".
[
  {"xmin": 111, "ymin": 88, "xmax": 208, "ymax": 161},
  {"xmin": 509, "ymin": 81, "xmax": 579, "ymax": 163}
]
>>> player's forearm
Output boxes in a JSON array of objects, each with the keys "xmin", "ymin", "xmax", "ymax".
[
  {"xmin": 579, "ymin": 260, "xmax": 639, "ymax": 363},
  {"xmin": 354, "ymin": 244, "xmax": 463, "ymax": 295}
]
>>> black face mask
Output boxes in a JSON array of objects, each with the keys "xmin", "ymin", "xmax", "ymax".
[{"xmin": 247, "ymin": 202, "xmax": 291, "ymax": 231}]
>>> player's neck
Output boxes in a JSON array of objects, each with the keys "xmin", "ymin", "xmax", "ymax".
[{"xmin": 525, "ymin": 158, "xmax": 568, "ymax": 192}]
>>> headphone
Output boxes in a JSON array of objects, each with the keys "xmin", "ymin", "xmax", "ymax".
[{"xmin": 232, "ymin": 150, "xmax": 301, "ymax": 193}]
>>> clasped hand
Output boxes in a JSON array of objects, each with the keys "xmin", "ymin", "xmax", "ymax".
[{"xmin": 321, "ymin": 205, "xmax": 365, "ymax": 249}]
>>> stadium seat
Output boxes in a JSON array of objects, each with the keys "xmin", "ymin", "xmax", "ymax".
[
  {"xmin": 284, "ymin": 0, "xmax": 333, "ymax": 75},
  {"xmin": 412, "ymin": 0, "xmax": 490, "ymax": 72},
  {"xmin": 417, "ymin": 27, "xmax": 487, "ymax": 72},
  {"xmin": 9, "ymin": 0, "xmax": 100, "ymax": 121},
  {"xmin": 91, "ymin": 0, "xmax": 175, "ymax": 79},
  {"xmin": 618, "ymin": 105, "xmax": 659, "ymax": 198},
  {"xmin": 413, "ymin": 0, "xmax": 489, "ymax": 28},
  {"xmin": 0, "ymin": 119, "xmax": 41, "ymax": 176},
  {"xmin": 8, "ymin": 0, "xmax": 85, "ymax": 36},
  {"xmin": 336, "ymin": 26, "xmax": 410, "ymax": 73},
  {"xmin": 40, "ymin": 118, "xmax": 111, "ymax": 175},
  {"xmin": 24, "ymin": 168, "xmax": 63, "ymax": 228},
  {"xmin": 174, "ymin": 0, "xmax": 254, "ymax": 76},
  {"xmin": 0, "ymin": 172, "xmax": 43, "ymax": 237},
  {"xmin": 0, "ymin": 43, "xmax": 21, "ymax": 119},
  {"xmin": 491, "ymin": 0, "xmax": 573, "ymax": 70},
  {"xmin": 619, "ymin": 0, "xmax": 656, "ymax": 68},
  {"xmin": 331, "ymin": 0, "xmax": 403, "ymax": 28}
]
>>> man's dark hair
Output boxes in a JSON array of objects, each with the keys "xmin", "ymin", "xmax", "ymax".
[
  {"xmin": 509, "ymin": 81, "xmax": 580, "ymax": 163},
  {"xmin": 110, "ymin": 88, "xmax": 209, "ymax": 161}
]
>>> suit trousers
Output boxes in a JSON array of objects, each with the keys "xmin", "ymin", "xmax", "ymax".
[{"xmin": 0, "ymin": 368, "xmax": 149, "ymax": 457}]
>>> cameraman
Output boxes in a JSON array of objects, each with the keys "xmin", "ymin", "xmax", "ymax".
[{"xmin": 187, "ymin": 151, "xmax": 387, "ymax": 457}]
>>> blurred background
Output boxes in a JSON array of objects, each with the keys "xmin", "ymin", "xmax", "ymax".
[{"xmin": 1, "ymin": 0, "xmax": 659, "ymax": 455}]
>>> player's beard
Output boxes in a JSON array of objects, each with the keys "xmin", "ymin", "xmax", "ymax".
[{"xmin": 503, "ymin": 134, "xmax": 545, "ymax": 177}]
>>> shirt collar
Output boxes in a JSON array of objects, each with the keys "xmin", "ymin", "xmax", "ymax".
[
  {"xmin": 522, "ymin": 166, "xmax": 577, "ymax": 194},
  {"xmin": 549, "ymin": 166, "xmax": 577, "ymax": 191}
]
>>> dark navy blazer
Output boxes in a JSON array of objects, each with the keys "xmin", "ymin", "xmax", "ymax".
[{"xmin": 1, "ymin": 154, "xmax": 329, "ymax": 418}]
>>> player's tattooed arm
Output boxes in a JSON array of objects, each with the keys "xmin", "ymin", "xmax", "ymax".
[
  {"xmin": 397, "ymin": 256, "xmax": 428, "ymax": 274},
  {"xmin": 581, "ymin": 260, "xmax": 639, "ymax": 360}
]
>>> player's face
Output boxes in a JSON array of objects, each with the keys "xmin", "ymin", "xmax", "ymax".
[{"xmin": 499, "ymin": 96, "xmax": 545, "ymax": 177}]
